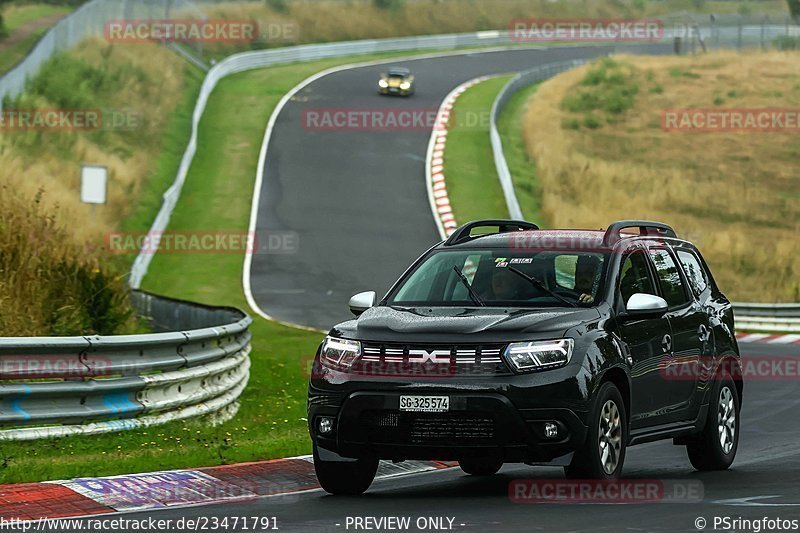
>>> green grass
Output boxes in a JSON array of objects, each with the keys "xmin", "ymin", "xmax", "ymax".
[
  {"xmin": 496, "ymin": 81, "xmax": 543, "ymax": 223},
  {"xmin": 444, "ymin": 75, "xmax": 512, "ymax": 223},
  {"xmin": 3, "ymin": 4, "xmax": 71, "ymax": 31},
  {"xmin": 0, "ymin": 31, "xmax": 42, "ymax": 73},
  {"xmin": 118, "ymin": 67, "xmax": 204, "ymax": 241},
  {"xmin": 0, "ymin": 3, "xmax": 72, "ymax": 74},
  {"xmin": 443, "ymin": 75, "xmax": 544, "ymax": 226},
  {"xmin": 0, "ymin": 49, "xmax": 486, "ymax": 484}
]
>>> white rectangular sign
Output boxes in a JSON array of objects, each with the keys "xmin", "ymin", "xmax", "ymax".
[{"xmin": 80, "ymin": 164, "xmax": 107, "ymax": 204}]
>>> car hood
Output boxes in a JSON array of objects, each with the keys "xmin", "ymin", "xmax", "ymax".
[{"xmin": 330, "ymin": 305, "xmax": 601, "ymax": 344}]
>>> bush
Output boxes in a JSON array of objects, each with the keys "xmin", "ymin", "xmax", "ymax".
[
  {"xmin": 0, "ymin": 188, "xmax": 134, "ymax": 336},
  {"xmin": 265, "ymin": 0, "xmax": 289, "ymax": 13},
  {"xmin": 583, "ymin": 113, "xmax": 602, "ymax": 129},
  {"xmin": 373, "ymin": 0, "xmax": 404, "ymax": 9},
  {"xmin": 774, "ymin": 35, "xmax": 800, "ymax": 50},
  {"xmin": 561, "ymin": 58, "xmax": 639, "ymax": 120}
]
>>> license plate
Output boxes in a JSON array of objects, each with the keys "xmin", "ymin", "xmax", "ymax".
[{"xmin": 399, "ymin": 395, "xmax": 449, "ymax": 412}]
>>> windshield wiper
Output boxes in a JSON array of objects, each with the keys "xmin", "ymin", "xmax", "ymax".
[
  {"xmin": 506, "ymin": 266, "xmax": 579, "ymax": 308},
  {"xmin": 452, "ymin": 265, "xmax": 485, "ymax": 307}
]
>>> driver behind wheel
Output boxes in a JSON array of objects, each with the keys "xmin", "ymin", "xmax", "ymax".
[{"xmin": 573, "ymin": 255, "xmax": 600, "ymax": 304}]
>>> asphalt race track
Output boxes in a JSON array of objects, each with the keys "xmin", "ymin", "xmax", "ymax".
[
  {"xmin": 60, "ymin": 342, "xmax": 800, "ymax": 532},
  {"xmin": 247, "ymin": 45, "xmax": 626, "ymax": 330}
]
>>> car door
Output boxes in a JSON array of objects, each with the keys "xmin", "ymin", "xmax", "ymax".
[
  {"xmin": 671, "ymin": 246, "xmax": 715, "ymax": 417},
  {"xmin": 646, "ymin": 246, "xmax": 707, "ymax": 423},
  {"xmin": 614, "ymin": 247, "xmax": 674, "ymax": 430}
]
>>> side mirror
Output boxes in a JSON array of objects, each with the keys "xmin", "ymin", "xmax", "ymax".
[
  {"xmin": 349, "ymin": 291, "xmax": 376, "ymax": 316},
  {"xmin": 624, "ymin": 293, "xmax": 668, "ymax": 318}
]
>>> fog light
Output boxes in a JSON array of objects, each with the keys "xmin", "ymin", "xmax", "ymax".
[
  {"xmin": 317, "ymin": 417, "xmax": 334, "ymax": 435},
  {"xmin": 544, "ymin": 422, "xmax": 559, "ymax": 439}
]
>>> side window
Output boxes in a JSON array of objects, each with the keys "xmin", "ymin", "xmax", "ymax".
[
  {"xmin": 676, "ymin": 249, "xmax": 708, "ymax": 297},
  {"xmin": 619, "ymin": 251, "xmax": 658, "ymax": 304},
  {"xmin": 649, "ymin": 248, "xmax": 689, "ymax": 308}
]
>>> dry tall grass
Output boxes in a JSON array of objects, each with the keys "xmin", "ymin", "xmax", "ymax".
[
  {"xmin": 521, "ymin": 51, "xmax": 800, "ymax": 302},
  {"xmin": 197, "ymin": 0, "xmax": 789, "ymax": 53},
  {"xmin": 0, "ymin": 39, "xmax": 187, "ymax": 334},
  {"xmin": 0, "ymin": 187, "xmax": 135, "ymax": 336},
  {"xmin": 0, "ymin": 39, "xmax": 186, "ymax": 245}
]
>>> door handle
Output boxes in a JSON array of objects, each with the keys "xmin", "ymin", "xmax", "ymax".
[{"xmin": 661, "ymin": 334, "xmax": 672, "ymax": 353}]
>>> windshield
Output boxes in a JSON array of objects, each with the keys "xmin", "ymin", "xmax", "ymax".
[{"xmin": 388, "ymin": 248, "xmax": 609, "ymax": 307}]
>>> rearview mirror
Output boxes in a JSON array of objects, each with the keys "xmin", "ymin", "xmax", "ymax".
[
  {"xmin": 625, "ymin": 293, "xmax": 668, "ymax": 317},
  {"xmin": 349, "ymin": 291, "xmax": 376, "ymax": 316}
]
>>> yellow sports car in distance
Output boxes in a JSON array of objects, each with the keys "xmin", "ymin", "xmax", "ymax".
[{"xmin": 378, "ymin": 67, "xmax": 415, "ymax": 96}]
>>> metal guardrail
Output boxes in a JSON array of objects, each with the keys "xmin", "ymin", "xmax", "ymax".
[
  {"xmin": 734, "ymin": 304, "xmax": 800, "ymax": 332},
  {"xmin": 0, "ymin": 291, "xmax": 252, "ymax": 441}
]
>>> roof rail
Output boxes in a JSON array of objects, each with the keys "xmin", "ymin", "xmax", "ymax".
[
  {"xmin": 603, "ymin": 220, "xmax": 676, "ymax": 247},
  {"xmin": 444, "ymin": 219, "xmax": 539, "ymax": 246}
]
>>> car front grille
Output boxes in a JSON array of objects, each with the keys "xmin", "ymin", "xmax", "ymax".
[
  {"xmin": 352, "ymin": 343, "xmax": 511, "ymax": 376},
  {"xmin": 359, "ymin": 410, "xmax": 495, "ymax": 445}
]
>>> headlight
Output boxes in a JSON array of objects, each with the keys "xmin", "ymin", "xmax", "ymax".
[
  {"xmin": 320, "ymin": 336, "xmax": 361, "ymax": 371},
  {"xmin": 503, "ymin": 339, "xmax": 574, "ymax": 373},
  {"xmin": 400, "ymin": 82, "xmax": 411, "ymax": 90},
  {"xmin": 378, "ymin": 79, "xmax": 388, "ymax": 88}
]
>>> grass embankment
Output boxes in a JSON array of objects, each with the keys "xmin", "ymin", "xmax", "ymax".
[
  {"xmin": 522, "ymin": 52, "xmax": 800, "ymax": 302},
  {"xmin": 195, "ymin": 0, "xmax": 789, "ymax": 59},
  {"xmin": 442, "ymin": 75, "xmax": 543, "ymax": 224},
  {"xmin": 1, "ymin": 39, "xmax": 200, "ymax": 245},
  {"xmin": 0, "ymin": 50, "xmax": 464, "ymax": 483},
  {"xmin": 0, "ymin": 189, "xmax": 135, "ymax": 336},
  {"xmin": 0, "ymin": 40, "xmax": 200, "ymax": 336},
  {"xmin": 0, "ymin": 3, "xmax": 73, "ymax": 74}
]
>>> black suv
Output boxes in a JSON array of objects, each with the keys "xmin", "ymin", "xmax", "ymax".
[{"xmin": 308, "ymin": 220, "xmax": 742, "ymax": 494}]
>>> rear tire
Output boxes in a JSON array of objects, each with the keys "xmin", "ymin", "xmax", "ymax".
[
  {"xmin": 459, "ymin": 456, "xmax": 503, "ymax": 476},
  {"xmin": 565, "ymin": 382, "xmax": 627, "ymax": 480},
  {"xmin": 313, "ymin": 444, "xmax": 379, "ymax": 495},
  {"xmin": 686, "ymin": 374, "xmax": 739, "ymax": 471}
]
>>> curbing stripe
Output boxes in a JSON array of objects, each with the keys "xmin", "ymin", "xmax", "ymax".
[
  {"xmin": 0, "ymin": 456, "xmax": 456, "ymax": 522},
  {"xmin": 735, "ymin": 332, "xmax": 800, "ymax": 344},
  {"xmin": 424, "ymin": 76, "xmax": 495, "ymax": 239}
]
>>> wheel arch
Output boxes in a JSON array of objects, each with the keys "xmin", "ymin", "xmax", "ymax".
[{"xmin": 598, "ymin": 366, "xmax": 631, "ymax": 424}]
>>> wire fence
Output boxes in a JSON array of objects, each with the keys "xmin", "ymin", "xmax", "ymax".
[{"xmin": 0, "ymin": 0, "xmax": 205, "ymax": 111}]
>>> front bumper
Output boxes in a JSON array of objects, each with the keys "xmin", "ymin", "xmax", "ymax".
[
  {"xmin": 308, "ymin": 388, "xmax": 589, "ymax": 463},
  {"xmin": 379, "ymin": 86, "xmax": 412, "ymax": 95}
]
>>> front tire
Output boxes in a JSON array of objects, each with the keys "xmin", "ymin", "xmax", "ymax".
[
  {"xmin": 459, "ymin": 456, "xmax": 503, "ymax": 476},
  {"xmin": 686, "ymin": 374, "xmax": 739, "ymax": 471},
  {"xmin": 313, "ymin": 444, "xmax": 379, "ymax": 495},
  {"xmin": 565, "ymin": 382, "xmax": 627, "ymax": 479}
]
